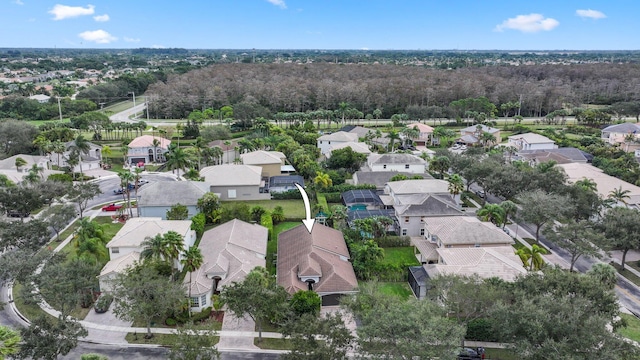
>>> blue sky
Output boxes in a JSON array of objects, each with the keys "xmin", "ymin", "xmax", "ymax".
[{"xmin": 0, "ymin": 0, "xmax": 636, "ymax": 50}]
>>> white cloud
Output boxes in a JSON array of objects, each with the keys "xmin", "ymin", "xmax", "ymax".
[
  {"xmin": 93, "ymin": 14, "xmax": 109, "ymax": 22},
  {"xmin": 78, "ymin": 29, "xmax": 116, "ymax": 44},
  {"xmin": 124, "ymin": 37, "xmax": 140, "ymax": 43},
  {"xmin": 576, "ymin": 9, "xmax": 606, "ymax": 19},
  {"xmin": 49, "ymin": 4, "xmax": 95, "ymax": 20},
  {"xmin": 13, "ymin": 0, "xmax": 24, "ymax": 5},
  {"xmin": 266, "ymin": 0, "xmax": 286, "ymax": 9},
  {"xmin": 494, "ymin": 13, "xmax": 559, "ymax": 33}
]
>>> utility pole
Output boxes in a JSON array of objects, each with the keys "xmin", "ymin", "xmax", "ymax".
[{"xmin": 57, "ymin": 96, "xmax": 63, "ymax": 121}]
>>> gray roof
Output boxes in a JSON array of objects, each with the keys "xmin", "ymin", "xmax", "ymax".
[
  {"xmin": 138, "ymin": 181, "xmax": 210, "ymax": 207},
  {"xmin": 368, "ymin": 153, "xmax": 426, "ymax": 165},
  {"xmin": 602, "ymin": 123, "xmax": 640, "ymax": 134},
  {"xmin": 353, "ymin": 171, "xmax": 432, "ymax": 188},
  {"xmin": 425, "ymin": 216, "xmax": 514, "ymax": 246},
  {"xmin": 395, "ymin": 194, "xmax": 464, "ymax": 216},
  {"xmin": 462, "ymin": 124, "xmax": 500, "ymax": 134},
  {"xmin": 201, "ymin": 164, "xmax": 263, "ymax": 186},
  {"xmin": 386, "ymin": 179, "xmax": 450, "ymax": 195},
  {"xmin": 518, "ymin": 147, "xmax": 591, "ymax": 163}
]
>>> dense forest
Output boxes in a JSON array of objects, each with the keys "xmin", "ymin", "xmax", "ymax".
[{"xmin": 146, "ymin": 62, "xmax": 640, "ymax": 119}]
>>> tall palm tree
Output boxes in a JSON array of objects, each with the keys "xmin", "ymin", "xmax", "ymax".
[
  {"xmin": 101, "ymin": 145, "xmax": 112, "ymax": 167},
  {"xmin": 211, "ymin": 146, "xmax": 224, "ymax": 165},
  {"xmin": 163, "ymin": 231, "xmax": 185, "ymax": 270},
  {"xmin": 499, "ymin": 200, "xmax": 518, "ymax": 229},
  {"xmin": 117, "ymin": 170, "xmax": 135, "ymax": 217},
  {"xmin": 29, "ymin": 163, "xmax": 44, "ymax": 180},
  {"xmin": 516, "ymin": 244, "xmax": 546, "ymax": 271},
  {"xmin": 0, "ymin": 325, "xmax": 21, "ymax": 359},
  {"xmin": 386, "ymin": 129, "xmax": 401, "ymax": 152},
  {"xmin": 401, "ymin": 126, "xmax": 420, "ymax": 146},
  {"xmin": 14, "ymin": 157, "xmax": 27, "ymax": 172},
  {"xmin": 165, "ymin": 146, "xmax": 191, "ymax": 177},
  {"xmin": 140, "ymin": 234, "xmax": 168, "ymax": 262},
  {"xmin": 479, "ymin": 132, "xmax": 497, "ymax": 149},
  {"xmin": 447, "ymin": 174, "xmax": 464, "ymax": 201},
  {"xmin": 313, "ymin": 171, "xmax": 333, "ymax": 191},
  {"xmin": 609, "ymin": 186, "xmax": 631, "ymax": 206},
  {"xmin": 194, "ymin": 136, "xmax": 207, "ymax": 170},
  {"xmin": 69, "ymin": 135, "xmax": 91, "ymax": 181},
  {"xmin": 51, "ymin": 140, "xmax": 66, "ymax": 169},
  {"xmin": 477, "ymin": 204, "xmax": 506, "ymax": 227},
  {"xmin": 181, "ymin": 246, "xmax": 204, "ymax": 316},
  {"xmin": 151, "ymin": 138, "xmax": 161, "ymax": 163}
]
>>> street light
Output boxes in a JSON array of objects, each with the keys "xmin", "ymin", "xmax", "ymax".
[{"xmin": 129, "ymin": 91, "xmax": 136, "ymax": 107}]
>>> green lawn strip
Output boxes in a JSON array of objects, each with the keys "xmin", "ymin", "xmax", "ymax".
[
  {"xmin": 626, "ymin": 261, "xmax": 640, "ymax": 274},
  {"xmin": 126, "ymin": 332, "xmax": 218, "ymax": 346},
  {"xmin": 56, "ymin": 219, "xmax": 80, "ymax": 244},
  {"xmin": 617, "ymin": 313, "xmax": 640, "ymax": 342},
  {"xmin": 380, "ymin": 247, "xmax": 421, "ymax": 267},
  {"xmin": 221, "ymin": 200, "xmax": 305, "ymax": 220},
  {"xmin": 267, "ymin": 222, "xmax": 299, "ymax": 274},
  {"xmin": 611, "ymin": 262, "xmax": 640, "ymax": 287},
  {"xmin": 132, "ymin": 316, "xmax": 223, "ymax": 331},
  {"xmin": 92, "ymin": 216, "xmax": 125, "ymax": 239},
  {"xmin": 11, "ymin": 282, "xmax": 56, "ymax": 322},
  {"xmin": 512, "ymin": 242, "xmax": 526, "ymax": 251},
  {"xmin": 377, "ymin": 282, "xmax": 413, "ymax": 299},
  {"xmin": 253, "ymin": 338, "xmax": 292, "ymax": 350}
]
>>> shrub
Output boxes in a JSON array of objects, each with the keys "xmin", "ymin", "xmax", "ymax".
[
  {"xmin": 191, "ymin": 213, "xmax": 205, "ymax": 236},
  {"xmin": 375, "ymin": 236, "xmax": 411, "ymax": 248},
  {"xmin": 271, "ymin": 206, "xmax": 285, "ymax": 224},
  {"xmin": 323, "ymin": 192, "xmax": 341, "ymax": 203},
  {"xmin": 325, "ymin": 184, "xmax": 376, "ymax": 193},
  {"xmin": 272, "ymin": 189, "xmax": 302, "ymax": 200},
  {"xmin": 192, "ymin": 307, "xmax": 212, "ymax": 322},
  {"xmin": 290, "ymin": 290, "xmax": 321, "ymax": 317},
  {"xmin": 260, "ymin": 213, "xmax": 274, "ymax": 241},
  {"xmin": 466, "ymin": 318, "xmax": 499, "ymax": 342},
  {"xmin": 165, "ymin": 317, "xmax": 177, "ymax": 326},
  {"xmin": 47, "ymin": 173, "xmax": 73, "ymax": 183},
  {"xmin": 81, "ymin": 354, "xmax": 109, "ymax": 360},
  {"xmin": 316, "ymin": 194, "xmax": 329, "ymax": 212}
]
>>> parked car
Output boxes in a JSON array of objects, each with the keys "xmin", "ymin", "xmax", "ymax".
[
  {"xmin": 460, "ymin": 145, "xmax": 468, "ymax": 151},
  {"xmin": 475, "ymin": 189, "xmax": 486, "ymax": 198},
  {"xmin": 113, "ymin": 188, "xmax": 125, "ymax": 195},
  {"xmin": 138, "ymin": 179, "xmax": 149, "ymax": 185},
  {"xmin": 457, "ymin": 347, "xmax": 482, "ymax": 359},
  {"xmin": 94, "ymin": 294, "xmax": 113, "ymax": 313},
  {"xmin": 101, "ymin": 203, "xmax": 123, "ymax": 212},
  {"xmin": 7, "ymin": 210, "xmax": 30, "ymax": 218}
]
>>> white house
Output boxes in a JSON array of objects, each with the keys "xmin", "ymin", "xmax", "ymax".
[
  {"xmin": 366, "ymin": 153, "xmax": 427, "ymax": 174},
  {"xmin": 50, "ymin": 140, "xmax": 102, "ymax": 173},
  {"xmin": 137, "ymin": 181, "xmax": 210, "ymax": 219},
  {"xmin": 327, "ymin": 142, "xmax": 372, "ymax": 158},
  {"xmin": 184, "ymin": 219, "xmax": 268, "ymax": 312},
  {"xmin": 127, "ymin": 135, "xmax": 171, "ymax": 165},
  {"xmin": 200, "ymin": 164, "xmax": 270, "ymax": 201},
  {"xmin": 98, "ymin": 218, "xmax": 195, "ymax": 292},
  {"xmin": 601, "ymin": 123, "xmax": 640, "ymax": 145},
  {"xmin": 507, "ymin": 133, "xmax": 557, "ymax": 151},
  {"xmin": 317, "ymin": 131, "xmax": 359, "ymax": 155},
  {"xmin": 28, "ymin": 94, "xmax": 51, "ymax": 104}
]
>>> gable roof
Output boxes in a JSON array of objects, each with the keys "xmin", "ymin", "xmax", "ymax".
[
  {"xmin": 406, "ymin": 123, "xmax": 435, "ymax": 133},
  {"xmin": 353, "ymin": 171, "xmax": 432, "ymax": 188},
  {"xmin": 559, "ymin": 162, "xmax": 640, "ymax": 205},
  {"xmin": 461, "ymin": 124, "xmax": 500, "ymax": 134},
  {"xmin": 508, "ymin": 132, "xmax": 555, "ymax": 144},
  {"xmin": 602, "ymin": 123, "xmax": 640, "ymax": 134},
  {"xmin": 340, "ymin": 126, "xmax": 373, "ymax": 139},
  {"xmin": 29, "ymin": 94, "xmax": 50, "ymax": 102},
  {"xmin": 424, "ymin": 216, "xmax": 515, "ymax": 246},
  {"xmin": 138, "ymin": 181, "xmax": 210, "ymax": 207},
  {"xmin": 128, "ymin": 135, "xmax": 171, "ymax": 149},
  {"xmin": 240, "ymin": 150, "xmax": 286, "ymax": 165},
  {"xmin": 106, "ymin": 217, "xmax": 193, "ymax": 248},
  {"xmin": 99, "ymin": 251, "xmax": 140, "ymax": 277},
  {"xmin": 186, "ymin": 219, "xmax": 268, "ymax": 296},
  {"xmin": 200, "ymin": 164, "xmax": 263, "ymax": 186},
  {"xmin": 424, "ymin": 246, "xmax": 526, "ymax": 281},
  {"xmin": 386, "ymin": 179, "xmax": 449, "ymax": 195},
  {"xmin": 277, "ymin": 224, "xmax": 357, "ymax": 295},
  {"xmin": 368, "ymin": 153, "xmax": 426, "ymax": 165},
  {"xmin": 0, "ymin": 154, "xmax": 47, "ymax": 170},
  {"xmin": 395, "ymin": 194, "xmax": 464, "ymax": 217},
  {"xmin": 328, "ymin": 142, "xmax": 372, "ymax": 155},
  {"xmin": 318, "ymin": 131, "xmax": 359, "ymax": 142}
]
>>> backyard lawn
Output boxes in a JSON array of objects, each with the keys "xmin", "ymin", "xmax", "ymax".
[
  {"xmin": 377, "ymin": 282, "xmax": 414, "ymax": 299},
  {"xmin": 221, "ymin": 200, "xmax": 306, "ymax": 219},
  {"xmin": 380, "ymin": 247, "xmax": 420, "ymax": 267}
]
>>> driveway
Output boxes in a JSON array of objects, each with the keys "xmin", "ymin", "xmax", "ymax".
[{"xmin": 82, "ymin": 304, "xmax": 132, "ymax": 344}]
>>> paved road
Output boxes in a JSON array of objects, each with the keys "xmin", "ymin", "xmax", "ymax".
[
  {"xmin": 109, "ymin": 103, "xmax": 147, "ymax": 124},
  {"xmin": 89, "ymin": 172, "xmax": 179, "ymax": 210}
]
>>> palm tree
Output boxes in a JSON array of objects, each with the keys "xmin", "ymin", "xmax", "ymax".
[
  {"xmin": 401, "ymin": 126, "xmax": 419, "ymax": 146},
  {"xmin": 163, "ymin": 231, "xmax": 185, "ymax": 270},
  {"xmin": 117, "ymin": 170, "xmax": 135, "ymax": 217},
  {"xmin": 14, "ymin": 157, "xmax": 27, "ymax": 172},
  {"xmin": 609, "ymin": 186, "xmax": 631, "ymax": 206},
  {"xmin": 65, "ymin": 151, "xmax": 79, "ymax": 180},
  {"xmin": 313, "ymin": 172, "xmax": 332, "ymax": 191},
  {"xmin": 516, "ymin": 244, "xmax": 546, "ymax": 271},
  {"xmin": 499, "ymin": 200, "xmax": 518, "ymax": 229},
  {"xmin": 69, "ymin": 135, "xmax": 91, "ymax": 181},
  {"xmin": 101, "ymin": 145, "xmax": 112, "ymax": 167},
  {"xmin": 165, "ymin": 146, "xmax": 191, "ymax": 177},
  {"xmin": 330, "ymin": 205, "xmax": 348, "ymax": 229},
  {"xmin": 576, "ymin": 178, "xmax": 598, "ymax": 192},
  {"xmin": 0, "ymin": 325, "xmax": 21, "ymax": 359},
  {"xmin": 151, "ymin": 138, "xmax": 161, "ymax": 163},
  {"xmin": 51, "ymin": 140, "xmax": 66, "ymax": 169},
  {"xmin": 29, "ymin": 163, "xmax": 44, "ymax": 180},
  {"xmin": 140, "ymin": 234, "xmax": 168, "ymax": 262},
  {"xmin": 477, "ymin": 204, "xmax": 506, "ymax": 227},
  {"xmin": 211, "ymin": 146, "xmax": 224, "ymax": 165},
  {"xmin": 386, "ymin": 129, "xmax": 401, "ymax": 152},
  {"xmin": 447, "ymin": 174, "xmax": 464, "ymax": 202},
  {"xmin": 181, "ymin": 246, "xmax": 204, "ymax": 317},
  {"xmin": 194, "ymin": 136, "xmax": 207, "ymax": 169},
  {"xmin": 479, "ymin": 132, "xmax": 497, "ymax": 149}
]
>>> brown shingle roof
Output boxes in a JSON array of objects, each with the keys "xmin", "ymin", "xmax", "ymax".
[{"xmin": 277, "ymin": 224, "xmax": 358, "ymax": 295}]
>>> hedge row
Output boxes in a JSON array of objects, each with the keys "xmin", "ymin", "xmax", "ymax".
[
  {"xmin": 316, "ymin": 194, "xmax": 329, "ymax": 213},
  {"xmin": 261, "ymin": 212, "xmax": 274, "ymax": 241},
  {"xmin": 376, "ymin": 236, "xmax": 411, "ymax": 248},
  {"xmin": 323, "ymin": 192, "xmax": 341, "ymax": 203},
  {"xmin": 272, "ymin": 189, "xmax": 302, "ymax": 200},
  {"xmin": 325, "ymin": 184, "xmax": 376, "ymax": 193}
]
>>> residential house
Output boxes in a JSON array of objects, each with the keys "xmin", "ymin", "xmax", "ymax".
[
  {"xmin": 458, "ymin": 125, "xmax": 501, "ymax": 147},
  {"xmin": 408, "ymin": 216, "xmax": 526, "ymax": 298},
  {"xmin": 342, "ymin": 189, "xmax": 384, "ymax": 210},
  {"xmin": 28, "ymin": 94, "xmax": 50, "ymax": 103},
  {"xmin": 352, "ymin": 171, "xmax": 431, "ymax": 193},
  {"xmin": 126, "ymin": 135, "xmax": 171, "ymax": 165},
  {"xmin": 517, "ymin": 147, "xmax": 592, "ymax": 166},
  {"xmin": 405, "ymin": 123, "xmax": 434, "ymax": 146},
  {"xmin": 51, "ymin": 139, "xmax": 102, "ymax": 173},
  {"xmin": 340, "ymin": 125, "xmax": 390, "ymax": 148},
  {"xmin": 184, "ymin": 219, "xmax": 268, "ymax": 312},
  {"xmin": 278, "ymin": 224, "xmax": 358, "ymax": 306},
  {"xmin": 601, "ymin": 123, "xmax": 640, "ymax": 146},
  {"xmin": 268, "ymin": 175, "xmax": 304, "ymax": 194},
  {"xmin": 208, "ymin": 139, "xmax": 239, "ymax": 165},
  {"xmin": 137, "ymin": 181, "xmax": 210, "ymax": 219},
  {"xmin": 200, "ymin": 164, "xmax": 270, "ymax": 200},
  {"xmin": 559, "ymin": 162, "xmax": 640, "ymax": 208},
  {"xmin": 326, "ymin": 142, "xmax": 371, "ymax": 158},
  {"xmin": 99, "ymin": 218, "xmax": 195, "ymax": 292},
  {"xmin": 240, "ymin": 150, "xmax": 288, "ymax": 177},
  {"xmin": 317, "ymin": 131, "xmax": 359, "ymax": 155},
  {"xmin": 0, "ymin": 154, "xmax": 49, "ymax": 172},
  {"xmin": 365, "ymin": 153, "xmax": 427, "ymax": 174},
  {"xmin": 507, "ymin": 133, "xmax": 557, "ymax": 151}
]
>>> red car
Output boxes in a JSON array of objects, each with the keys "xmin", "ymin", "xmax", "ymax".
[{"xmin": 101, "ymin": 203, "xmax": 123, "ymax": 212}]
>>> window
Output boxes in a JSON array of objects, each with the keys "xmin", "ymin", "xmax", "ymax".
[
  {"xmin": 402, "ymin": 228, "xmax": 407, "ymax": 236},
  {"xmin": 420, "ymin": 217, "xmax": 426, "ymax": 223},
  {"xmin": 474, "ymin": 243, "xmax": 481, "ymax": 248},
  {"xmin": 111, "ymin": 247, "xmax": 119, "ymax": 254},
  {"xmin": 319, "ymin": 141, "xmax": 322, "ymax": 144},
  {"xmin": 420, "ymin": 228, "xmax": 425, "ymax": 236},
  {"xmin": 200, "ymin": 294, "xmax": 207, "ymax": 306},
  {"xmin": 445, "ymin": 244, "xmax": 452, "ymax": 248},
  {"xmin": 404, "ymin": 217, "xmax": 410, "ymax": 223},
  {"xmin": 228, "ymin": 189, "xmax": 237, "ymax": 198},
  {"xmin": 190, "ymin": 296, "xmax": 199, "ymax": 307},
  {"xmin": 328, "ymin": 141, "xmax": 331, "ymax": 144},
  {"xmin": 383, "ymin": 164, "xmax": 387, "ymax": 169},
  {"xmin": 405, "ymin": 164, "xmax": 410, "ymax": 169}
]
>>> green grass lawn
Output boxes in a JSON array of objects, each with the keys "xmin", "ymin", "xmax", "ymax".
[
  {"xmin": 617, "ymin": 313, "xmax": 640, "ymax": 342},
  {"xmin": 12, "ymin": 282, "xmax": 56, "ymax": 322},
  {"xmin": 377, "ymin": 282, "xmax": 414, "ymax": 299},
  {"xmin": 93, "ymin": 216, "xmax": 125, "ymax": 239},
  {"xmin": 612, "ymin": 262, "xmax": 640, "ymax": 287},
  {"xmin": 125, "ymin": 331, "xmax": 220, "ymax": 346},
  {"xmin": 254, "ymin": 337, "xmax": 292, "ymax": 350},
  {"xmin": 380, "ymin": 247, "xmax": 420, "ymax": 267},
  {"xmin": 221, "ymin": 200, "xmax": 306, "ymax": 220},
  {"xmin": 267, "ymin": 222, "xmax": 299, "ymax": 274}
]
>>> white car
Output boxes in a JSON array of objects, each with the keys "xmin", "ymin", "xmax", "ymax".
[{"xmin": 460, "ymin": 145, "xmax": 467, "ymax": 151}]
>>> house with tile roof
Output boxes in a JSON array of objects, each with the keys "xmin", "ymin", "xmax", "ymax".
[
  {"xmin": 0, "ymin": 154, "xmax": 49, "ymax": 172},
  {"xmin": 458, "ymin": 124, "xmax": 501, "ymax": 146},
  {"xmin": 406, "ymin": 123, "xmax": 435, "ymax": 146},
  {"xmin": 137, "ymin": 181, "xmax": 210, "ymax": 219},
  {"xmin": 50, "ymin": 139, "xmax": 102, "ymax": 173},
  {"xmin": 559, "ymin": 162, "xmax": 640, "ymax": 208},
  {"xmin": 327, "ymin": 142, "xmax": 372, "ymax": 158},
  {"xmin": 366, "ymin": 153, "xmax": 427, "ymax": 174},
  {"xmin": 317, "ymin": 131, "xmax": 359, "ymax": 155},
  {"xmin": 200, "ymin": 164, "xmax": 270, "ymax": 200},
  {"xmin": 277, "ymin": 224, "xmax": 358, "ymax": 306},
  {"xmin": 184, "ymin": 219, "xmax": 268, "ymax": 312},
  {"xmin": 507, "ymin": 133, "xmax": 557, "ymax": 151},
  {"xmin": 601, "ymin": 123, "xmax": 640, "ymax": 145},
  {"xmin": 126, "ymin": 135, "xmax": 171, "ymax": 165},
  {"xmin": 98, "ymin": 217, "xmax": 195, "ymax": 292},
  {"xmin": 240, "ymin": 150, "xmax": 288, "ymax": 177}
]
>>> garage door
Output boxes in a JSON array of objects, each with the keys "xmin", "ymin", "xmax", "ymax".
[{"xmin": 322, "ymin": 293, "xmax": 343, "ymax": 306}]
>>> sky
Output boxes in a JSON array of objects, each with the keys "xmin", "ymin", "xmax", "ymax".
[{"xmin": 0, "ymin": 0, "xmax": 637, "ymax": 50}]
